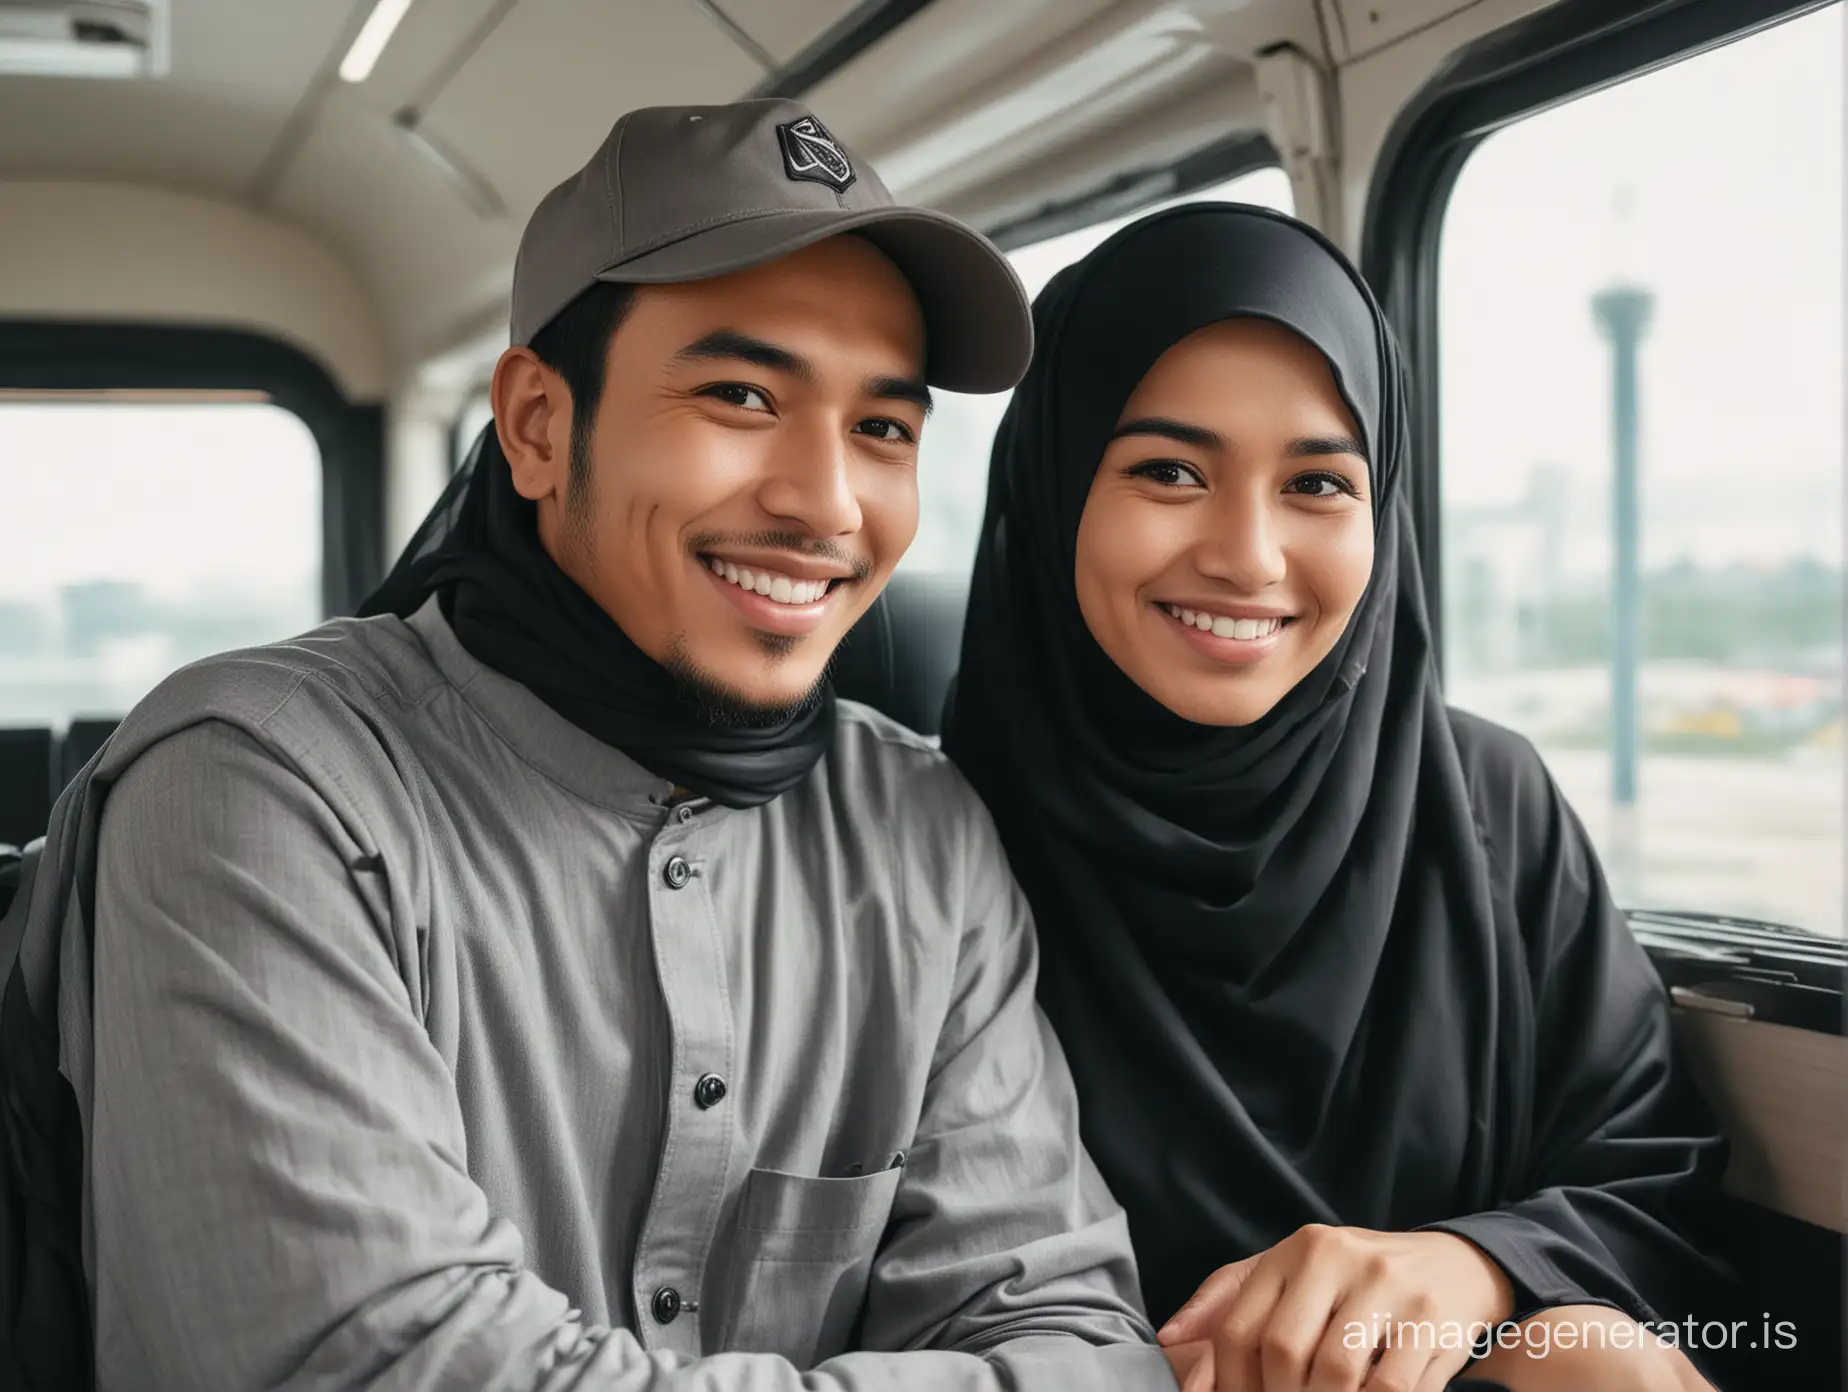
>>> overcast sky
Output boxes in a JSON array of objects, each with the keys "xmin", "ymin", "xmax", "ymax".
[{"xmin": 1439, "ymin": 1, "xmax": 1842, "ymax": 575}]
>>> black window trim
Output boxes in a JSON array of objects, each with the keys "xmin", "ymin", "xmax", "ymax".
[
  {"xmin": 749, "ymin": 0, "xmax": 939, "ymax": 100},
  {"xmin": 0, "ymin": 320, "xmax": 385, "ymax": 617},
  {"xmin": 1360, "ymin": 0, "xmax": 1845, "ymax": 1011},
  {"xmin": 984, "ymin": 130, "xmax": 1281, "ymax": 252},
  {"xmin": 1360, "ymin": 0, "xmax": 1837, "ymax": 664}
]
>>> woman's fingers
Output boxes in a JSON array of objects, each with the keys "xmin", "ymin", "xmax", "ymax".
[
  {"xmin": 1209, "ymin": 1254, "xmax": 1288, "ymax": 1391},
  {"xmin": 1303, "ymin": 1278, "xmax": 1424, "ymax": 1392},
  {"xmin": 1258, "ymin": 1246, "xmax": 1354, "ymax": 1392},
  {"xmin": 1160, "ymin": 1254, "xmax": 1263, "ymax": 1344},
  {"xmin": 1351, "ymin": 1326, "xmax": 1448, "ymax": 1392},
  {"xmin": 1163, "ymin": 1338, "xmax": 1218, "ymax": 1392}
]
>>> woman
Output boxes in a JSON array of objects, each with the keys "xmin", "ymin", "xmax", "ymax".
[{"xmin": 941, "ymin": 205, "xmax": 1728, "ymax": 1392}]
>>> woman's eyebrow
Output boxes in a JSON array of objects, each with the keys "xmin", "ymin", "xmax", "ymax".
[
  {"xmin": 1286, "ymin": 434, "xmax": 1368, "ymax": 461},
  {"xmin": 1109, "ymin": 416, "xmax": 1225, "ymax": 450}
]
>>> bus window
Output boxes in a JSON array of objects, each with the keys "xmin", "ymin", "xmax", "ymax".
[
  {"xmin": 1437, "ymin": 4, "xmax": 1842, "ymax": 935},
  {"xmin": 906, "ymin": 164, "xmax": 1295, "ymax": 576},
  {"xmin": 453, "ymin": 391, "xmax": 494, "ymax": 472},
  {"xmin": 0, "ymin": 400, "xmax": 323, "ymax": 731}
]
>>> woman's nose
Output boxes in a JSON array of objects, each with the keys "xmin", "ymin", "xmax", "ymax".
[{"xmin": 1193, "ymin": 491, "xmax": 1287, "ymax": 591}]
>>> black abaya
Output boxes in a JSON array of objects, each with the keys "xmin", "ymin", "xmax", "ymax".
[{"xmin": 941, "ymin": 204, "xmax": 1727, "ymax": 1333}]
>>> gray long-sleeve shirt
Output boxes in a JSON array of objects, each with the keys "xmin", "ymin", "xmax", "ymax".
[{"xmin": 52, "ymin": 598, "xmax": 1175, "ymax": 1391}]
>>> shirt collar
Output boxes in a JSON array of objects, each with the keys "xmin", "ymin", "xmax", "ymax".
[{"xmin": 406, "ymin": 595, "xmax": 686, "ymax": 818}]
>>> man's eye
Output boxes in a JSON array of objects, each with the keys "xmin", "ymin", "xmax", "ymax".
[
  {"xmin": 856, "ymin": 418, "xmax": 916, "ymax": 444},
  {"xmin": 701, "ymin": 383, "xmax": 774, "ymax": 412}
]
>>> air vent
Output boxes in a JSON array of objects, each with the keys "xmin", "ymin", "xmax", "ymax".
[{"xmin": 0, "ymin": 1, "xmax": 167, "ymax": 79}]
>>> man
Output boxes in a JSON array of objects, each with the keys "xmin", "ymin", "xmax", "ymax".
[{"xmin": 17, "ymin": 100, "xmax": 1179, "ymax": 1389}]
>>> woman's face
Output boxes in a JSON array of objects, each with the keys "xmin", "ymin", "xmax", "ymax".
[{"xmin": 1074, "ymin": 318, "xmax": 1375, "ymax": 727}]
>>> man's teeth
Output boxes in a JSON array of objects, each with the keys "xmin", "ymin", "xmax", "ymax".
[
  {"xmin": 708, "ymin": 557, "xmax": 832, "ymax": 605},
  {"xmin": 1161, "ymin": 604, "xmax": 1285, "ymax": 640}
]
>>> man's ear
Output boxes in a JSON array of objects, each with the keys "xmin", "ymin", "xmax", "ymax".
[{"xmin": 492, "ymin": 347, "xmax": 571, "ymax": 503}]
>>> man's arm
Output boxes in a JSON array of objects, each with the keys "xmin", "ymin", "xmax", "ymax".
[
  {"xmin": 88, "ymin": 720, "xmax": 1175, "ymax": 1390},
  {"xmin": 852, "ymin": 782, "xmax": 1172, "ymax": 1380}
]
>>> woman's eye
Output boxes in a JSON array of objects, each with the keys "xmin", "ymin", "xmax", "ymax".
[
  {"xmin": 702, "ymin": 383, "xmax": 774, "ymax": 412},
  {"xmin": 856, "ymin": 417, "xmax": 916, "ymax": 444},
  {"xmin": 1287, "ymin": 471, "xmax": 1357, "ymax": 499},
  {"xmin": 1127, "ymin": 459, "xmax": 1205, "ymax": 488}
]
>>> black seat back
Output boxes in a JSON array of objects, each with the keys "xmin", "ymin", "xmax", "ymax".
[
  {"xmin": 0, "ymin": 731, "xmax": 53, "ymax": 850},
  {"xmin": 831, "ymin": 572, "xmax": 968, "ymax": 737},
  {"xmin": 59, "ymin": 720, "xmax": 118, "ymax": 793}
]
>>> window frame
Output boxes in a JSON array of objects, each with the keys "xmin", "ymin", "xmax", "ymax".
[
  {"xmin": 984, "ymin": 131, "xmax": 1281, "ymax": 252},
  {"xmin": 1359, "ymin": 0, "xmax": 1836, "ymax": 665},
  {"xmin": 0, "ymin": 320, "xmax": 384, "ymax": 617},
  {"xmin": 1359, "ymin": 0, "xmax": 1846, "ymax": 1004}
]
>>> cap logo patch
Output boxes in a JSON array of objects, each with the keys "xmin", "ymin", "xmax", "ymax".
[{"xmin": 777, "ymin": 116, "xmax": 855, "ymax": 193}]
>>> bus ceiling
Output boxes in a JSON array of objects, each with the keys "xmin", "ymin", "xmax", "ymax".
[{"xmin": 0, "ymin": 1, "xmax": 1559, "ymax": 402}]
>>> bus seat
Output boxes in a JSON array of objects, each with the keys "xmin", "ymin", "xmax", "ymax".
[
  {"xmin": 59, "ymin": 718, "xmax": 119, "ymax": 792},
  {"xmin": 0, "ymin": 729, "xmax": 54, "ymax": 849},
  {"xmin": 832, "ymin": 573, "xmax": 968, "ymax": 738},
  {"xmin": 1668, "ymin": 1005, "xmax": 1844, "ymax": 1389},
  {"xmin": 1673, "ymin": 1008, "xmax": 1847, "ymax": 1233}
]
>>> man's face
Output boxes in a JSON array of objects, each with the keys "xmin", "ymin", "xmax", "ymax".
[{"xmin": 495, "ymin": 235, "xmax": 928, "ymax": 718}]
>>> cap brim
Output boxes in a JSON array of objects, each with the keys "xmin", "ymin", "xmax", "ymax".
[{"xmin": 592, "ymin": 207, "xmax": 1032, "ymax": 394}]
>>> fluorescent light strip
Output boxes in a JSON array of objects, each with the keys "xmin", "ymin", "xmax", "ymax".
[{"xmin": 339, "ymin": 0, "xmax": 417, "ymax": 84}]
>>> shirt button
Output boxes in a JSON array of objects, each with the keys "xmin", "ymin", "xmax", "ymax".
[
  {"xmin": 693, "ymin": 1073, "xmax": 727, "ymax": 1109},
  {"xmin": 663, "ymin": 855, "xmax": 692, "ymax": 889},
  {"xmin": 652, "ymin": 1286, "xmax": 682, "ymax": 1325},
  {"xmin": 675, "ymin": 804, "xmax": 694, "ymax": 824}
]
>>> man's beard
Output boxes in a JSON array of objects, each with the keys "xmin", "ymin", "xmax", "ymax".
[
  {"xmin": 564, "ymin": 448, "xmax": 838, "ymax": 729},
  {"xmin": 661, "ymin": 633, "xmax": 832, "ymax": 729}
]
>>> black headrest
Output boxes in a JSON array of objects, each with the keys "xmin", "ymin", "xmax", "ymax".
[{"xmin": 831, "ymin": 572, "xmax": 968, "ymax": 737}]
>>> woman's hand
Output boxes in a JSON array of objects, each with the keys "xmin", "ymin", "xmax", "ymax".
[
  {"xmin": 1156, "ymin": 1224, "xmax": 1514, "ymax": 1392},
  {"xmin": 1468, "ymin": 1306, "xmax": 1716, "ymax": 1391},
  {"xmin": 1164, "ymin": 1338, "xmax": 1217, "ymax": 1391}
]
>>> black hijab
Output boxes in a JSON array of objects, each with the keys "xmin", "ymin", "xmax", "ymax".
[
  {"xmin": 360, "ymin": 427, "xmax": 834, "ymax": 807},
  {"xmin": 944, "ymin": 205, "xmax": 1724, "ymax": 1329}
]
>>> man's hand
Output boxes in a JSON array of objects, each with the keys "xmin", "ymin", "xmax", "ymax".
[{"xmin": 1156, "ymin": 1225, "xmax": 1514, "ymax": 1392}]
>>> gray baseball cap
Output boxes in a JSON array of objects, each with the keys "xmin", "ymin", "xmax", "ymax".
[{"xmin": 510, "ymin": 99, "xmax": 1031, "ymax": 394}]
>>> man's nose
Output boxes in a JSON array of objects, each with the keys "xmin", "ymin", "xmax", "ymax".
[{"xmin": 755, "ymin": 419, "xmax": 864, "ymax": 538}]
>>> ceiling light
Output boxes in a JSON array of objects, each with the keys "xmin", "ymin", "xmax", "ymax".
[
  {"xmin": 0, "ymin": 1, "xmax": 167, "ymax": 79},
  {"xmin": 338, "ymin": 0, "xmax": 414, "ymax": 84}
]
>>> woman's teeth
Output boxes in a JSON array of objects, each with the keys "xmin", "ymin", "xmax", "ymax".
[
  {"xmin": 1161, "ymin": 603, "xmax": 1285, "ymax": 641},
  {"xmin": 709, "ymin": 557, "xmax": 831, "ymax": 606}
]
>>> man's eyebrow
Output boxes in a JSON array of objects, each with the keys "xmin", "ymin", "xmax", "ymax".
[
  {"xmin": 1109, "ymin": 416, "xmax": 1225, "ymax": 450},
  {"xmin": 866, "ymin": 374, "xmax": 933, "ymax": 416},
  {"xmin": 671, "ymin": 330, "xmax": 817, "ymax": 383},
  {"xmin": 671, "ymin": 332, "xmax": 929, "ymax": 414},
  {"xmin": 1286, "ymin": 434, "xmax": 1369, "ymax": 462}
]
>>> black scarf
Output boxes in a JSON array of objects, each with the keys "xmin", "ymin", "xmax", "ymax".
[
  {"xmin": 360, "ymin": 428, "xmax": 834, "ymax": 808},
  {"xmin": 942, "ymin": 205, "xmax": 1719, "ymax": 1328}
]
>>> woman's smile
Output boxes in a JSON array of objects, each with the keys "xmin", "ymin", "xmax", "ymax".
[{"xmin": 1155, "ymin": 601, "xmax": 1295, "ymax": 665}]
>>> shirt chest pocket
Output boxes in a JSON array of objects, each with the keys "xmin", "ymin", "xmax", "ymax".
[{"xmin": 716, "ymin": 1164, "xmax": 903, "ymax": 1368}]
